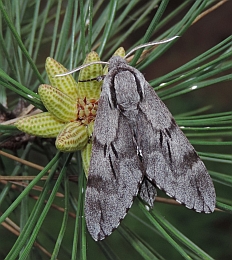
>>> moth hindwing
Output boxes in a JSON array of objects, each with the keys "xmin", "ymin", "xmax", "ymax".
[{"xmin": 85, "ymin": 51, "xmax": 216, "ymax": 241}]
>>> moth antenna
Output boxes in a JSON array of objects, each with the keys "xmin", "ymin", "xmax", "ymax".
[
  {"xmin": 54, "ymin": 36, "xmax": 179, "ymax": 77},
  {"xmin": 54, "ymin": 61, "xmax": 109, "ymax": 77},
  {"xmin": 124, "ymin": 36, "xmax": 179, "ymax": 59}
]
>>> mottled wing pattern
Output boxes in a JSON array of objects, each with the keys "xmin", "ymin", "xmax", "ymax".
[
  {"xmin": 138, "ymin": 83, "xmax": 216, "ymax": 213},
  {"xmin": 85, "ymin": 55, "xmax": 216, "ymax": 241},
  {"xmin": 85, "ymin": 86, "xmax": 144, "ymax": 241}
]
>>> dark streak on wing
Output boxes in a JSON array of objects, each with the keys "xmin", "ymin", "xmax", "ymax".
[
  {"xmin": 103, "ymin": 143, "xmax": 107, "ymax": 157},
  {"xmin": 159, "ymin": 130, "xmax": 163, "ymax": 146},
  {"xmin": 165, "ymin": 128, "xmax": 171, "ymax": 138},
  {"xmin": 109, "ymin": 154, "xmax": 117, "ymax": 179},
  {"xmin": 111, "ymin": 142, "xmax": 118, "ymax": 158},
  {"xmin": 134, "ymin": 74, "xmax": 144, "ymax": 101},
  {"xmin": 166, "ymin": 140, "xmax": 172, "ymax": 162},
  {"xmin": 109, "ymin": 75, "xmax": 117, "ymax": 109}
]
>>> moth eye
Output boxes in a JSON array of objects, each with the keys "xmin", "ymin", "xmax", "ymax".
[{"xmin": 96, "ymin": 75, "xmax": 105, "ymax": 82}]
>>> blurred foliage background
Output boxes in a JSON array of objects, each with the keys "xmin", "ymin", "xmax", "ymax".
[{"xmin": 0, "ymin": 0, "xmax": 231, "ymax": 259}]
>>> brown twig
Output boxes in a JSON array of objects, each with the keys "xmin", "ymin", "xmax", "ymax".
[
  {"xmin": 1, "ymin": 218, "xmax": 52, "ymax": 258},
  {"xmin": 0, "ymin": 150, "xmax": 45, "ymax": 171}
]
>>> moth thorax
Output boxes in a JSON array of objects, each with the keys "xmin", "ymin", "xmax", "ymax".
[{"xmin": 77, "ymin": 98, "xmax": 98, "ymax": 125}]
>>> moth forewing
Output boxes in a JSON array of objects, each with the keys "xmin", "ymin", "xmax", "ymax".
[
  {"xmin": 85, "ymin": 87, "xmax": 144, "ymax": 240},
  {"xmin": 138, "ymin": 82, "xmax": 216, "ymax": 213}
]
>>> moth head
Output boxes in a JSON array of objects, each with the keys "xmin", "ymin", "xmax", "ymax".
[{"xmin": 108, "ymin": 56, "xmax": 127, "ymax": 71}]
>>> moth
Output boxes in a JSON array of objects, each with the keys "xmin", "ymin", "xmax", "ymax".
[{"xmin": 56, "ymin": 38, "xmax": 216, "ymax": 241}]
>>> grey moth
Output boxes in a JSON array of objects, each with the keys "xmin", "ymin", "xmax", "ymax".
[{"xmin": 56, "ymin": 38, "xmax": 216, "ymax": 241}]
